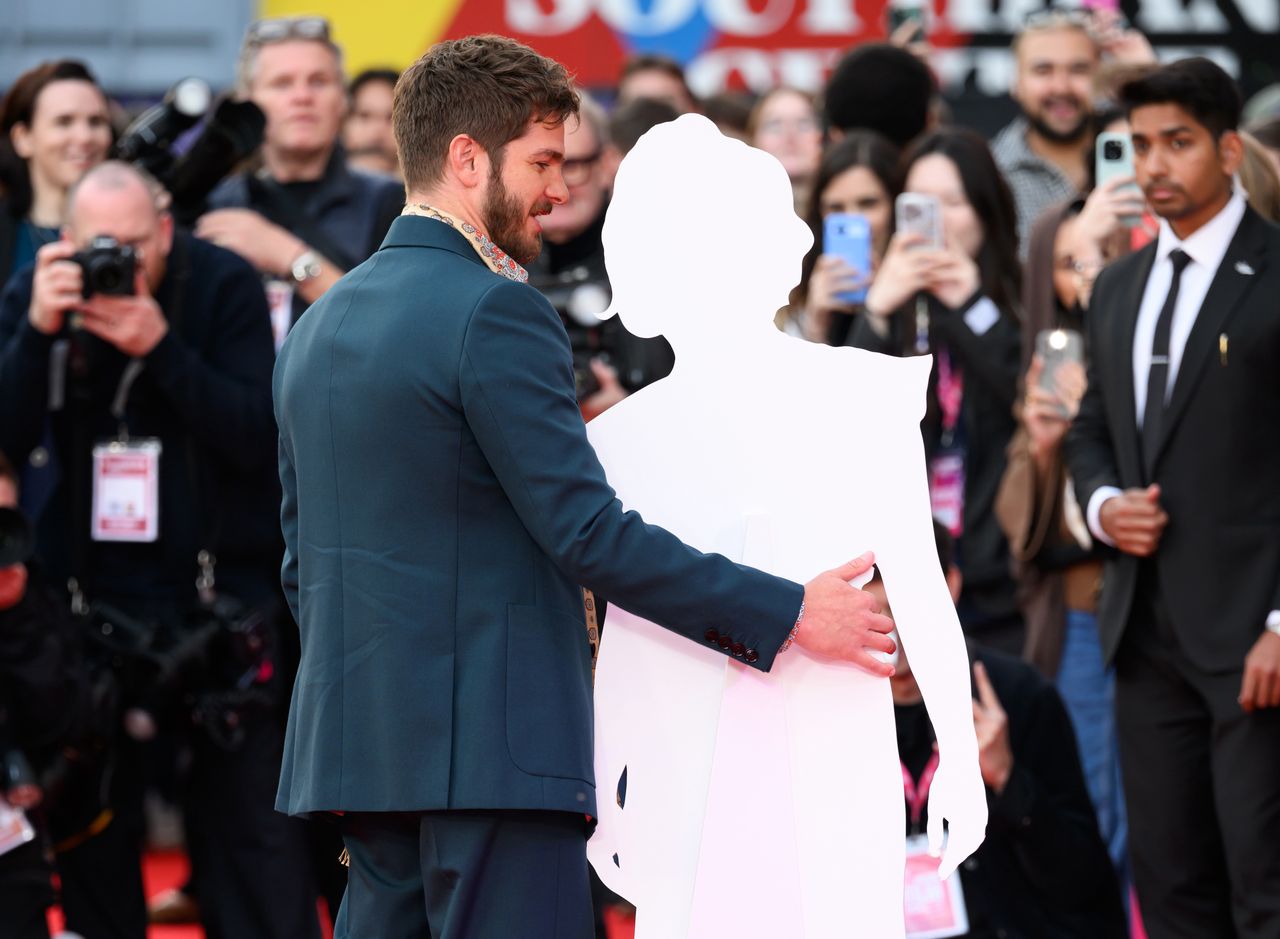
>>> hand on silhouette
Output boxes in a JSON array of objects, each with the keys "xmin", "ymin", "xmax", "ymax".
[
  {"xmin": 78, "ymin": 267, "xmax": 169, "ymax": 356},
  {"xmin": 925, "ymin": 248, "xmax": 980, "ymax": 311},
  {"xmin": 28, "ymin": 240, "xmax": 82, "ymax": 335},
  {"xmin": 1240, "ymin": 631, "xmax": 1280, "ymax": 712},
  {"xmin": 926, "ymin": 747, "xmax": 988, "ymax": 880},
  {"xmin": 580, "ymin": 359, "xmax": 628, "ymax": 422},
  {"xmin": 864, "ymin": 233, "xmax": 935, "ymax": 319},
  {"xmin": 795, "ymin": 552, "xmax": 897, "ymax": 676},
  {"xmin": 1098, "ymin": 485, "xmax": 1166, "ymax": 556},
  {"xmin": 0, "ymin": 564, "xmax": 28, "ymax": 611},
  {"xmin": 196, "ymin": 208, "xmax": 304, "ymax": 277}
]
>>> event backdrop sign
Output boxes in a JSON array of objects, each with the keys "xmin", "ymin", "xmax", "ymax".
[{"xmin": 261, "ymin": 0, "xmax": 1279, "ymax": 101}]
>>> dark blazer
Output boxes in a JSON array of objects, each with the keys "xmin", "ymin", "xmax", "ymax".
[
  {"xmin": 1066, "ymin": 207, "xmax": 1280, "ymax": 671},
  {"xmin": 273, "ymin": 216, "xmax": 802, "ymax": 818}
]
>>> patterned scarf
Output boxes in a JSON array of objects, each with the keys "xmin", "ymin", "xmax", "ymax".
[{"xmin": 402, "ymin": 203, "xmax": 529, "ymax": 283}]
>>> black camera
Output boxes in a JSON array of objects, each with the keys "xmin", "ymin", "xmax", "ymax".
[
  {"xmin": 1103, "ymin": 139, "xmax": 1125, "ymax": 161},
  {"xmin": 73, "ymin": 237, "xmax": 137, "ymax": 297}
]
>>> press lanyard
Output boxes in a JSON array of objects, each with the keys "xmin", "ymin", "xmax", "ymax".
[
  {"xmin": 902, "ymin": 752, "xmax": 940, "ymax": 833},
  {"xmin": 936, "ymin": 349, "xmax": 963, "ymax": 444},
  {"xmin": 109, "ymin": 358, "xmax": 146, "ymax": 441}
]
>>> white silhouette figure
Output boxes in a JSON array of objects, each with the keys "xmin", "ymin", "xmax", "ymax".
[{"xmin": 585, "ymin": 115, "xmax": 987, "ymax": 939}]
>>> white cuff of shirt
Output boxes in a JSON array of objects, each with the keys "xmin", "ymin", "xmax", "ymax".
[
  {"xmin": 963, "ymin": 296, "xmax": 1001, "ymax": 336},
  {"xmin": 1266, "ymin": 610, "xmax": 1280, "ymax": 634},
  {"xmin": 1086, "ymin": 486, "xmax": 1123, "ymax": 547}
]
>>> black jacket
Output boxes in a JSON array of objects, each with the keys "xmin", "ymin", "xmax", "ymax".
[
  {"xmin": 0, "ymin": 232, "xmax": 279, "ymax": 607},
  {"xmin": 896, "ymin": 645, "xmax": 1127, "ymax": 939},
  {"xmin": 1065, "ymin": 207, "xmax": 1280, "ymax": 670}
]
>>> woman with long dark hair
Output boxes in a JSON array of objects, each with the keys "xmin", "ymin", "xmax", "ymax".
[
  {"xmin": 784, "ymin": 130, "xmax": 901, "ymax": 343},
  {"xmin": 852, "ymin": 127, "xmax": 1025, "ymax": 652},
  {"xmin": 0, "ymin": 60, "xmax": 112, "ymax": 287}
]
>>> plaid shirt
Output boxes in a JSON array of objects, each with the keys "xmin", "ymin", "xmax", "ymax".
[{"xmin": 991, "ymin": 117, "xmax": 1080, "ymax": 259}]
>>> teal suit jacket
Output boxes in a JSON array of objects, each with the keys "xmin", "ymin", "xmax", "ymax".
[{"xmin": 273, "ymin": 216, "xmax": 803, "ymax": 818}]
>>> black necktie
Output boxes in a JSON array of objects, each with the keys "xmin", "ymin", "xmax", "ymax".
[{"xmin": 1142, "ymin": 248, "xmax": 1192, "ymax": 476}]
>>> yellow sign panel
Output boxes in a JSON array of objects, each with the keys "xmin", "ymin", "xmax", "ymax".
[{"xmin": 257, "ymin": 0, "xmax": 465, "ymax": 77}]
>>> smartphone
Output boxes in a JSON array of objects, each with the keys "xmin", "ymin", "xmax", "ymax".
[
  {"xmin": 823, "ymin": 213, "xmax": 872, "ymax": 304},
  {"xmin": 886, "ymin": 0, "xmax": 927, "ymax": 40},
  {"xmin": 1035, "ymin": 329, "xmax": 1084, "ymax": 413},
  {"xmin": 1095, "ymin": 132, "xmax": 1143, "ymax": 228},
  {"xmin": 895, "ymin": 193, "xmax": 943, "ymax": 250}
]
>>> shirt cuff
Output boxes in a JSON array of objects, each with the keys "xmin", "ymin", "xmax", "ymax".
[
  {"xmin": 1266, "ymin": 611, "xmax": 1280, "ymax": 632},
  {"xmin": 1086, "ymin": 486, "xmax": 1122, "ymax": 547},
  {"xmin": 962, "ymin": 296, "xmax": 1001, "ymax": 336}
]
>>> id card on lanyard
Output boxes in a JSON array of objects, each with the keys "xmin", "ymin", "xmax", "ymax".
[
  {"xmin": 928, "ymin": 348, "xmax": 965, "ymax": 538},
  {"xmin": 91, "ymin": 359, "xmax": 162, "ymax": 543},
  {"xmin": 903, "ymin": 753, "xmax": 970, "ymax": 938}
]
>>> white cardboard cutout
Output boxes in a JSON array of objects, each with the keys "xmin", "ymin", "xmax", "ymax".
[{"xmin": 585, "ymin": 114, "xmax": 987, "ymax": 939}]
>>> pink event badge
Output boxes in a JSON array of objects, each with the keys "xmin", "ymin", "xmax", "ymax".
[{"xmin": 904, "ymin": 834, "xmax": 969, "ymax": 938}]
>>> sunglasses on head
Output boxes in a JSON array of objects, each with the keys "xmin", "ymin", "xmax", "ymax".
[{"xmin": 245, "ymin": 16, "xmax": 332, "ymax": 45}]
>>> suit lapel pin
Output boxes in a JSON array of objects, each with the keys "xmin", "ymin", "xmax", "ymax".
[{"xmin": 1235, "ymin": 260, "xmax": 1255, "ymax": 276}]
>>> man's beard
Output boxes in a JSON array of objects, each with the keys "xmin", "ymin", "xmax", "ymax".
[
  {"xmin": 1024, "ymin": 99, "xmax": 1091, "ymax": 145},
  {"xmin": 482, "ymin": 165, "xmax": 549, "ymax": 265}
]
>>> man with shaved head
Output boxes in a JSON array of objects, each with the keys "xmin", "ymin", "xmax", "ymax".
[{"xmin": 0, "ymin": 160, "xmax": 319, "ymax": 939}]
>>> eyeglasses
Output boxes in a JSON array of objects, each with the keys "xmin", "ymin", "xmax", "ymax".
[
  {"xmin": 245, "ymin": 16, "xmax": 332, "ymax": 46},
  {"xmin": 562, "ymin": 150, "xmax": 603, "ymax": 186},
  {"xmin": 1021, "ymin": 7, "xmax": 1094, "ymax": 32}
]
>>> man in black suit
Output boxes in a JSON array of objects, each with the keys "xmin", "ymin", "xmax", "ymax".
[{"xmin": 1066, "ymin": 58, "xmax": 1280, "ymax": 937}]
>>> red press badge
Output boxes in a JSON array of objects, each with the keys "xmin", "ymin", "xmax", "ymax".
[
  {"xmin": 904, "ymin": 834, "xmax": 969, "ymax": 938},
  {"xmin": 91, "ymin": 439, "xmax": 161, "ymax": 542}
]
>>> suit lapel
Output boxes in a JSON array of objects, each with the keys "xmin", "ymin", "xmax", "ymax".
[
  {"xmin": 1152, "ymin": 210, "xmax": 1268, "ymax": 470},
  {"xmin": 1110, "ymin": 247, "xmax": 1154, "ymax": 483}
]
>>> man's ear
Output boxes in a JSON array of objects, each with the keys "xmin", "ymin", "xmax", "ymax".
[
  {"xmin": 447, "ymin": 134, "xmax": 488, "ymax": 190},
  {"xmin": 1219, "ymin": 129, "xmax": 1245, "ymax": 179}
]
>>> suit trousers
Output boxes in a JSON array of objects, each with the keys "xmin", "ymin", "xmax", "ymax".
[
  {"xmin": 334, "ymin": 809, "xmax": 594, "ymax": 939},
  {"xmin": 1115, "ymin": 564, "xmax": 1280, "ymax": 939}
]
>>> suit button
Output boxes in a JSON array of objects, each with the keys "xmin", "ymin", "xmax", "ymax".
[
  {"xmin": 744, "ymin": 648, "xmax": 759, "ymax": 663},
  {"xmin": 718, "ymin": 635, "xmax": 732, "ymax": 650},
  {"xmin": 731, "ymin": 642, "xmax": 745, "ymax": 657},
  {"xmin": 705, "ymin": 628, "xmax": 719, "ymax": 644}
]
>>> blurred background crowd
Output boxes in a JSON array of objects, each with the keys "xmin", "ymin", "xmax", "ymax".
[{"xmin": 1, "ymin": 1, "xmax": 1279, "ymax": 938}]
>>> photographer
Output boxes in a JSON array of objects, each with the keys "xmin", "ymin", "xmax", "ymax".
[
  {"xmin": 0, "ymin": 453, "xmax": 91, "ymax": 939},
  {"xmin": 198, "ymin": 16, "xmax": 403, "ymax": 344},
  {"xmin": 0, "ymin": 160, "xmax": 318, "ymax": 939},
  {"xmin": 528, "ymin": 91, "xmax": 673, "ymax": 420}
]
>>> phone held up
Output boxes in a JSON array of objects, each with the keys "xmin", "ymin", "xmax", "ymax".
[
  {"xmin": 1095, "ymin": 132, "xmax": 1143, "ymax": 228},
  {"xmin": 1035, "ymin": 328, "xmax": 1084, "ymax": 415},
  {"xmin": 895, "ymin": 193, "xmax": 943, "ymax": 251},
  {"xmin": 823, "ymin": 213, "xmax": 872, "ymax": 304}
]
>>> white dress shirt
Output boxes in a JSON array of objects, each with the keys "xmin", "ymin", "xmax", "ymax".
[{"xmin": 1082, "ymin": 193, "xmax": 1279, "ymax": 630}]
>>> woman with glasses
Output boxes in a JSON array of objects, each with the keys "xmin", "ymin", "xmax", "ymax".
[{"xmin": 0, "ymin": 60, "xmax": 112, "ymax": 290}]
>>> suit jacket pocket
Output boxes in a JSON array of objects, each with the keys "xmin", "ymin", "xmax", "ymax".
[{"xmin": 506, "ymin": 603, "xmax": 595, "ymax": 784}]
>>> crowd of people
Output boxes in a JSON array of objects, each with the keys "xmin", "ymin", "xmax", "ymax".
[{"xmin": 0, "ymin": 8, "xmax": 1278, "ymax": 939}]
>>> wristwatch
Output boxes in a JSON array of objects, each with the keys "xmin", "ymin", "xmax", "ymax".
[{"xmin": 290, "ymin": 250, "xmax": 322, "ymax": 284}]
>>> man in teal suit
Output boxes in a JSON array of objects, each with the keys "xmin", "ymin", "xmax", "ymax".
[{"xmin": 274, "ymin": 35, "xmax": 897, "ymax": 939}]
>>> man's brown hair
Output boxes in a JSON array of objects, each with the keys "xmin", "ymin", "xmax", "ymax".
[{"xmin": 394, "ymin": 35, "xmax": 579, "ymax": 193}]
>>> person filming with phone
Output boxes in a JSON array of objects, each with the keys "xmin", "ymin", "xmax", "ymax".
[{"xmin": 850, "ymin": 128, "xmax": 1024, "ymax": 654}]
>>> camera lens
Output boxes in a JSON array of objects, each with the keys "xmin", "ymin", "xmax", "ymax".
[{"xmin": 1103, "ymin": 140, "xmax": 1124, "ymax": 160}]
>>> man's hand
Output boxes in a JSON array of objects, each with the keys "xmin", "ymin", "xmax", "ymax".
[
  {"xmin": 28, "ymin": 241, "xmax": 83, "ymax": 335},
  {"xmin": 971, "ymin": 661, "xmax": 1012, "ymax": 794},
  {"xmin": 795, "ymin": 552, "xmax": 896, "ymax": 675},
  {"xmin": 1239, "ymin": 631, "xmax": 1280, "ymax": 712},
  {"xmin": 1098, "ymin": 484, "xmax": 1167, "ymax": 556},
  {"xmin": 78, "ymin": 268, "xmax": 169, "ymax": 357},
  {"xmin": 580, "ymin": 359, "xmax": 628, "ymax": 422},
  {"xmin": 196, "ymin": 208, "xmax": 304, "ymax": 277},
  {"xmin": 0, "ymin": 564, "xmax": 28, "ymax": 611}
]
